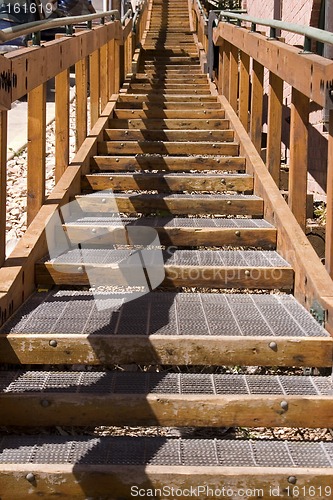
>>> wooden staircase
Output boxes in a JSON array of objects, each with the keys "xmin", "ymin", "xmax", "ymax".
[{"xmin": 0, "ymin": 0, "xmax": 333, "ymax": 497}]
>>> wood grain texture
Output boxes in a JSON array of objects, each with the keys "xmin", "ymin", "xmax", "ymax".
[
  {"xmin": 0, "ymin": 110, "xmax": 7, "ymax": 266},
  {"xmin": 267, "ymin": 72, "xmax": 283, "ymax": 186},
  {"xmin": 75, "ymin": 59, "xmax": 88, "ymax": 151}
]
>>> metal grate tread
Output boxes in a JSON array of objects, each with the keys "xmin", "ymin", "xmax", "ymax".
[
  {"xmin": 1, "ymin": 290, "xmax": 328, "ymax": 338},
  {"xmin": 0, "ymin": 371, "xmax": 332, "ymax": 395},
  {"xmin": 65, "ymin": 216, "xmax": 273, "ymax": 229},
  {"xmin": 0, "ymin": 436, "xmax": 333, "ymax": 467},
  {"xmin": 45, "ymin": 249, "xmax": 290, "ymax": 268}
]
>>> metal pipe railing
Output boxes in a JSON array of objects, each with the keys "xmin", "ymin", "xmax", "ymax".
[
  {"xmin": 195, "ymin": 0, "xmax": 208, "ymax": 24},
  {"xmin": 218, "ymin": 10, "xmax": 333, "ymax": 47},
  {"xmin": 0, "ymin": 10, "xmax": 120, "ymax": 44},
  {"xmin": 121, "ymin": 8, "xmax": 133, "ymax": 25}
]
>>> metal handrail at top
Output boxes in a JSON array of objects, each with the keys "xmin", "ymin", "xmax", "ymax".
[
  {"xmin": 121, "ymin": 8, "xmax": 132, "ymax": 25},
  {"xmin": 0, "ymin": 9, "xmax": 121, "ymax": 44},
  {"xmin": 218, "ymin": 10, "xmax": 333, "ymax": 47}
]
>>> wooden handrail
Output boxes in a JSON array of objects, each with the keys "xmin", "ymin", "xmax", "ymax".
[
  {"xmin": 191, "ymin": 2, "xmax": 333, "ymax": 330},
  {"xmin": 0, "ymin": 0, "xmax": 150, "ymax": 290}
]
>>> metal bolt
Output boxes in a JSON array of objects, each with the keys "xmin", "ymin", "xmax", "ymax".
[
  {"xmin": 92, "ymin": 228, "xmax": 96, "ymax": 233},
  {"xmin": 131, "ymin": 110, "xmax": 134, "ymax": 114},
  {"xmin": 206, "ymin": 120, "xmax": 209, "ymax": 124},
  {"xmin": 204, "ymin": 110, "xmax": 206, "ymax": 114},
  {"xmin": 221, "ymin": 178, "xmax": 226, "ymax": 184},
  {"xmin": 216, "ymin": 159, "xmax": 220, "ymax": 163},
  {"xmin": 269, "ymin": 341, "xmax": 277, "ymax": 350},
  {"xmin": 116, "ymin": 158, "xmax": 119, "ymax": 162},
  {"xmin": 49, "ymin": 340, "xmax": 57, "ymax": 348},
  {"xmin": 78, "ymin": 266, "xmax": 83, "ymax": 272},
  {"xmin": 288, "ymin": 476, "xmax": 297, "ymax": 484},
  {"xmin": 102, "ymin": 199, "xmax": 106, "ymax": 203},
  {"xmin": 121, "ymin": 143, "xmax": 124, "ymax": 147},
  {"xmin": 25, "ymin": 473, "xmax": 35, "ymax": 483},
  {"xmin": 129, "ymin": 120, "xmax": 132, "ymax": 123},
  {"xmin": 227, "ymin": 200, "xmax": 231, "ymax": 205},
  {"xmin": 280, "ymin": 400, "xmax": 289, "ymax": 411},
  {"xmin": 135, "ymin": 95, "xmax": 138, "ymax": 99},
  {"xmin": 235, "ymin": 230, "xmax": 240, "ymax": 237},
  {"xmin": 40, "ymin": 399, "xmax": 50, "ymax": 408},
  {"xmin": 109, "ymin": 177, "xmax": 113, "ymax": 181},
  {"xmin": 245, "ymin": 270, "xmax": 250, "ymax": 276},
  {"xmin": 125, "ymin": 131, "xmax": 128, "ymax": 135}
]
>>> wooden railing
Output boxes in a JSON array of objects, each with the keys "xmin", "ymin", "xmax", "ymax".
[
  {"xmin": 0, "ymin": 2, "xmax": 149, "ymax": 323},
  {"xmin": 191, "ymin": 1, "xmax": 333, "ymax": 332}
]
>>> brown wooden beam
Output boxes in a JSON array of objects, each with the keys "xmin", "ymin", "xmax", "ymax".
[
  {"xmin": 267, "ymin": 72, "xmax": 283, "ymax": 186},
  {"xmin": 55, "ymin": 69, "xmax": 70, "ymax": 182},
  {"xmin": 250, "ymin": 60, "xmax": 264, "ymax": 153}
]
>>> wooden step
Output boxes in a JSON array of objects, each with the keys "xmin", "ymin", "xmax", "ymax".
[
  {"xmin": 124, "ymin": 88, "xmax": 212, "ymax": 95},
  {"xmin": 117, "ymin": 94, "xmax": 217, "ymax": 102},
  {"xmin": 116, "ymin": 101, "xmax": 221, "ymax": 110},
  {"xmin": 107, "ymin": 118, "xmax": 230, "ymax": 130},
  {"xmin": 91, "ymin": 155, "xmax": 246, "ymax": 172},
  {"xmin": 98, "ymin": 141, "xmax": 238, "ymax": 156},
  {"xmin": 75, "ymin": 193, "xmax": 261, "ymax": 215},
  {"xmin": 103, "ymin": 129, "xmax": 233, "ymax": 142},
  {"xmin": 113, "ymin": 109, "xmax": 224, "ymax": 119},
  {"xmin": 82, "ymin": 172, "xmax": 253, "ymax": 193},
  {"xmin": 0, "ymin": 291, "xmax": 330, "ymax": 366},
  {"xmin": 64, "ymin": 216, "xmax": 276, "ymax": 248},
  {"xmin": 1, "ymin": 371, "xmax": 333, "ymax": 427},
  {"xmin": 0, "ymin": 436, "xmax": 333, "ymax": 498},
  {"xmin": 36, "ymin": 249, "xmax": 293, "ymax": 290}
]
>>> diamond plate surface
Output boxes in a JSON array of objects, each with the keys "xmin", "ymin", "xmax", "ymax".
[{"xmin": 0, "ymin": 291, "xmax": 329, "ymax": 338}]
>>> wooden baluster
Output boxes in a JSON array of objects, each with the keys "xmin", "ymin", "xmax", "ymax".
[
  {"xmin": 250, "ymin": 60, "xmax": 264, "ymax": 153},
  {"xmin": 0, "ymin": 110, "xmax": 7, "ymax": 266},
  {"xmin": 27, "ymin": 83, "xmax": 46, "ymax": 226},
  {"xmin": 55, "ymin": 69, "xmax": 69, "ymax": 182},
  {"xmin": 218, "ymin": 43, "xmax": 224, "ymax": 95},
  {"xmin": 326, "ymin": 110, "xmax": 333, "ymax": 277},
  {"xmin": 222, "ymin": 41, "xmax": 231, "ymax": 98},
  {"xmin": 288, "ymin": 87, "xmax": 309, "ymax": 231},
  {"xmin": 114, "ymin": 40, "xmax": 121, "ymax": 93},
  {"xmin": 229, "ymin": 44, "xmax": 238, "ymax": 112},
  {"xmin": 89, "ymin": 49, "xmax": 100, "ymax": 129},
  {"xmin": 267, "ymin": 72, "xmax": 283, "ymax": 186},
  {"xmin": 108, "ymin": 38, "xmax": 116, "ymax": 97},
  {"xmin": 239, "ymin": 51, "xmax": 250, "ymax": 130},
  {"xmin": 100, "ymin": 43, "xmax": 109, "ymax": 112},
  {"xmin": 75, "ymin": 58, "xmax": 88, "ymax": 150}
]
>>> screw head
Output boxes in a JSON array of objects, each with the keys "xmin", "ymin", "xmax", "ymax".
[
  {"xmin": 235, "ymin": 230, "xmax": 241, "ymax": 237},
  {"xmin": 288, "ymin": 476, "xmax": 297, "ymax": 484},
  {"xmin": 269, "ymin": 341, "xmax": 277, "ymax": 350},
  {"xmin": 25, "ymin": 472, "xmax": 35, "ymax": 483},
  {"xmin": 49, "ymin": 340, "xmax": 57, "ymax": 348},
  {"xmin": 40, "ymin": 399, "xmax": 50, "ymax": 408},
  {"xmin": 102, "ymin": 199, "xmax": 106, "ymax": 203},
  {"xmin": 245, "ymin": 270, "xmax": 251, "ymax": 276},
  {"xmin": 115, "ymin": 158, "xmax": 119, "ymax": 162},
  {"xmin": 92, "ymin": 228, "xmax": 96, "ymax": 233},
  {"xmin": 280, "ymin": 400, "xmax": 289, "ymax": 411},
  {"xmin": 109, "ymin": 177, "xmax": 113, "ymax": 181},
  {"xmin": 78, "ymin": 266, "xmax": 83, "ymax": 273},
  {"xmin": 227, "ymin": 200, "xmax": 231, "ymax": 205}
]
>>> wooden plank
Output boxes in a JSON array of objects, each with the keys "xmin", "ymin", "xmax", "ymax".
[
  {"xmin": 99, "ymin": 43, "xmax": 109, "ymax": 112},
  {"xmin": 238, "ymin": 51, "xmax": 250, "ymax": 130},
  {"xmin": 107, "ymin": 118, "xmax": 229, "ymax": 130},
  {"xmin": 36, "ymin": 262, "xmax": 293, "ymax": 290},
  {"xmin": 266, "ymin": 72, "xmax": 283, "ymax": 186},
  {"xmin": 108, "ymin": 38, "xmax": 116, "ymax": 97},
  {"xmin": 55, "ymin": 69, "xmax": 70, "ymax": 182},
  {"xmin": 113, "ymin": 109, "xmax": 226, "ymax": 120},
  {"xmin": 65, "ymin": 225, "xmax": 276, "ymax": 249},
  {"xmin": 91, "ymin": 155, "xmax": 246, "ymax": 171},
  {"xmin": 89, "ymin": 49, "xmax": 100, "ymax": 128},
  {"xmin": 250, "ymin": 60, "xmax": 264, "ymax": 153},
  {"xmin": 82, "ymin": 173, "xmax": 253, "ymax": 192},
  {"xmin": 0, "ymin": 334, "xmax": 331, "ymax": 366},
  {"xmin": 221, "ymin": 40, "xmax": 230, "ymax": 98},
  {"xmin": 2, "ymin": 392, "xmax": 333, "ymax": 428},
  {"xmin": 27, "ymin": 83, "xmax": 46, "ymax": 226},
  {"xmin": 229, "ymin": 44, "xmax": 238, "ymax": 112},
  {"xmin": 98, "ymin": 141, "xmax": 239, "ymax": 156},
  {"xmin": 0, "ymin": 110, "xmax": 7, "ymax": 267},
  {"xmin": 117, "ymin": 93, "xmax": 216, "ymax": 101},
  {"xmin": 326, "ymin": 110, "xmax": 333, "ymax": 278},
  {"xmin": 114, "ymin": 40, "xmax": 121, "ymax": 92},
  {"xmin": 75, "ymin": 193, "xmax": 263, "ymax": 215},
  {"xmin": 103, "ymin": 129, "xmax": 234, "ymax": 142},
  {"xmin": 288, "ymin": 88, "xmax": 309, "ymax": 231},
  {"xmin": 75, "ymin": 58, "xmax": 88, "ymax": 151}
]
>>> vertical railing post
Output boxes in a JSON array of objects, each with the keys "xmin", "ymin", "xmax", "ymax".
[
  {"xmin": 55, "ymin": 69, "xmax": 70, "ymax": 181},
  {"xmin": 108, "ymin": 38, "xmax": 116, "ymax": 96},
  {"xmin": 0, "ymin": 110, "xmax": 7, "ymax": 266},
  {"xmin": 267, "ymin": 72, "xmax": 283, "ymax": 186},
  {"xmin": 100, "ymin": 42, "xmax": 109, "ymax": 111},
  {"xmin": 114, "ymin": 39, "xmax": 121, "ymax": 92},
  {"xmin": 218, "ymin": 43, "xmax": 224, "ymax": 95},
  {"xmin": 89, "ymin": 49, "xmax": 100, "ymax": 128},
  {"xmin": 75, "ymin": 57, "xmax": 88, "ymax": 150},
  {"xmin": 250, "ymin": 60, "xmax": 264, "ymax": 153},
  {"xmin": 288, "ymin": 87, "xmax": 309, "ymax": 231},
  {"xmin": 238, "ymin": 51, "xmax": 250, "ymax": 130},
  {"xmin": 325, "ymin": 110, "xmax": 333, "ymax": 277},
  {"xmin": 27, "ymin": 83, "xmax": 46, "ymax": 226},
  {"xmin": 222, "ymin": 41, "xmax": 231, "ymax": 98},
  {"xmin": 229, "ymin": 44, "xmax": 238, "ymax": 112}
]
